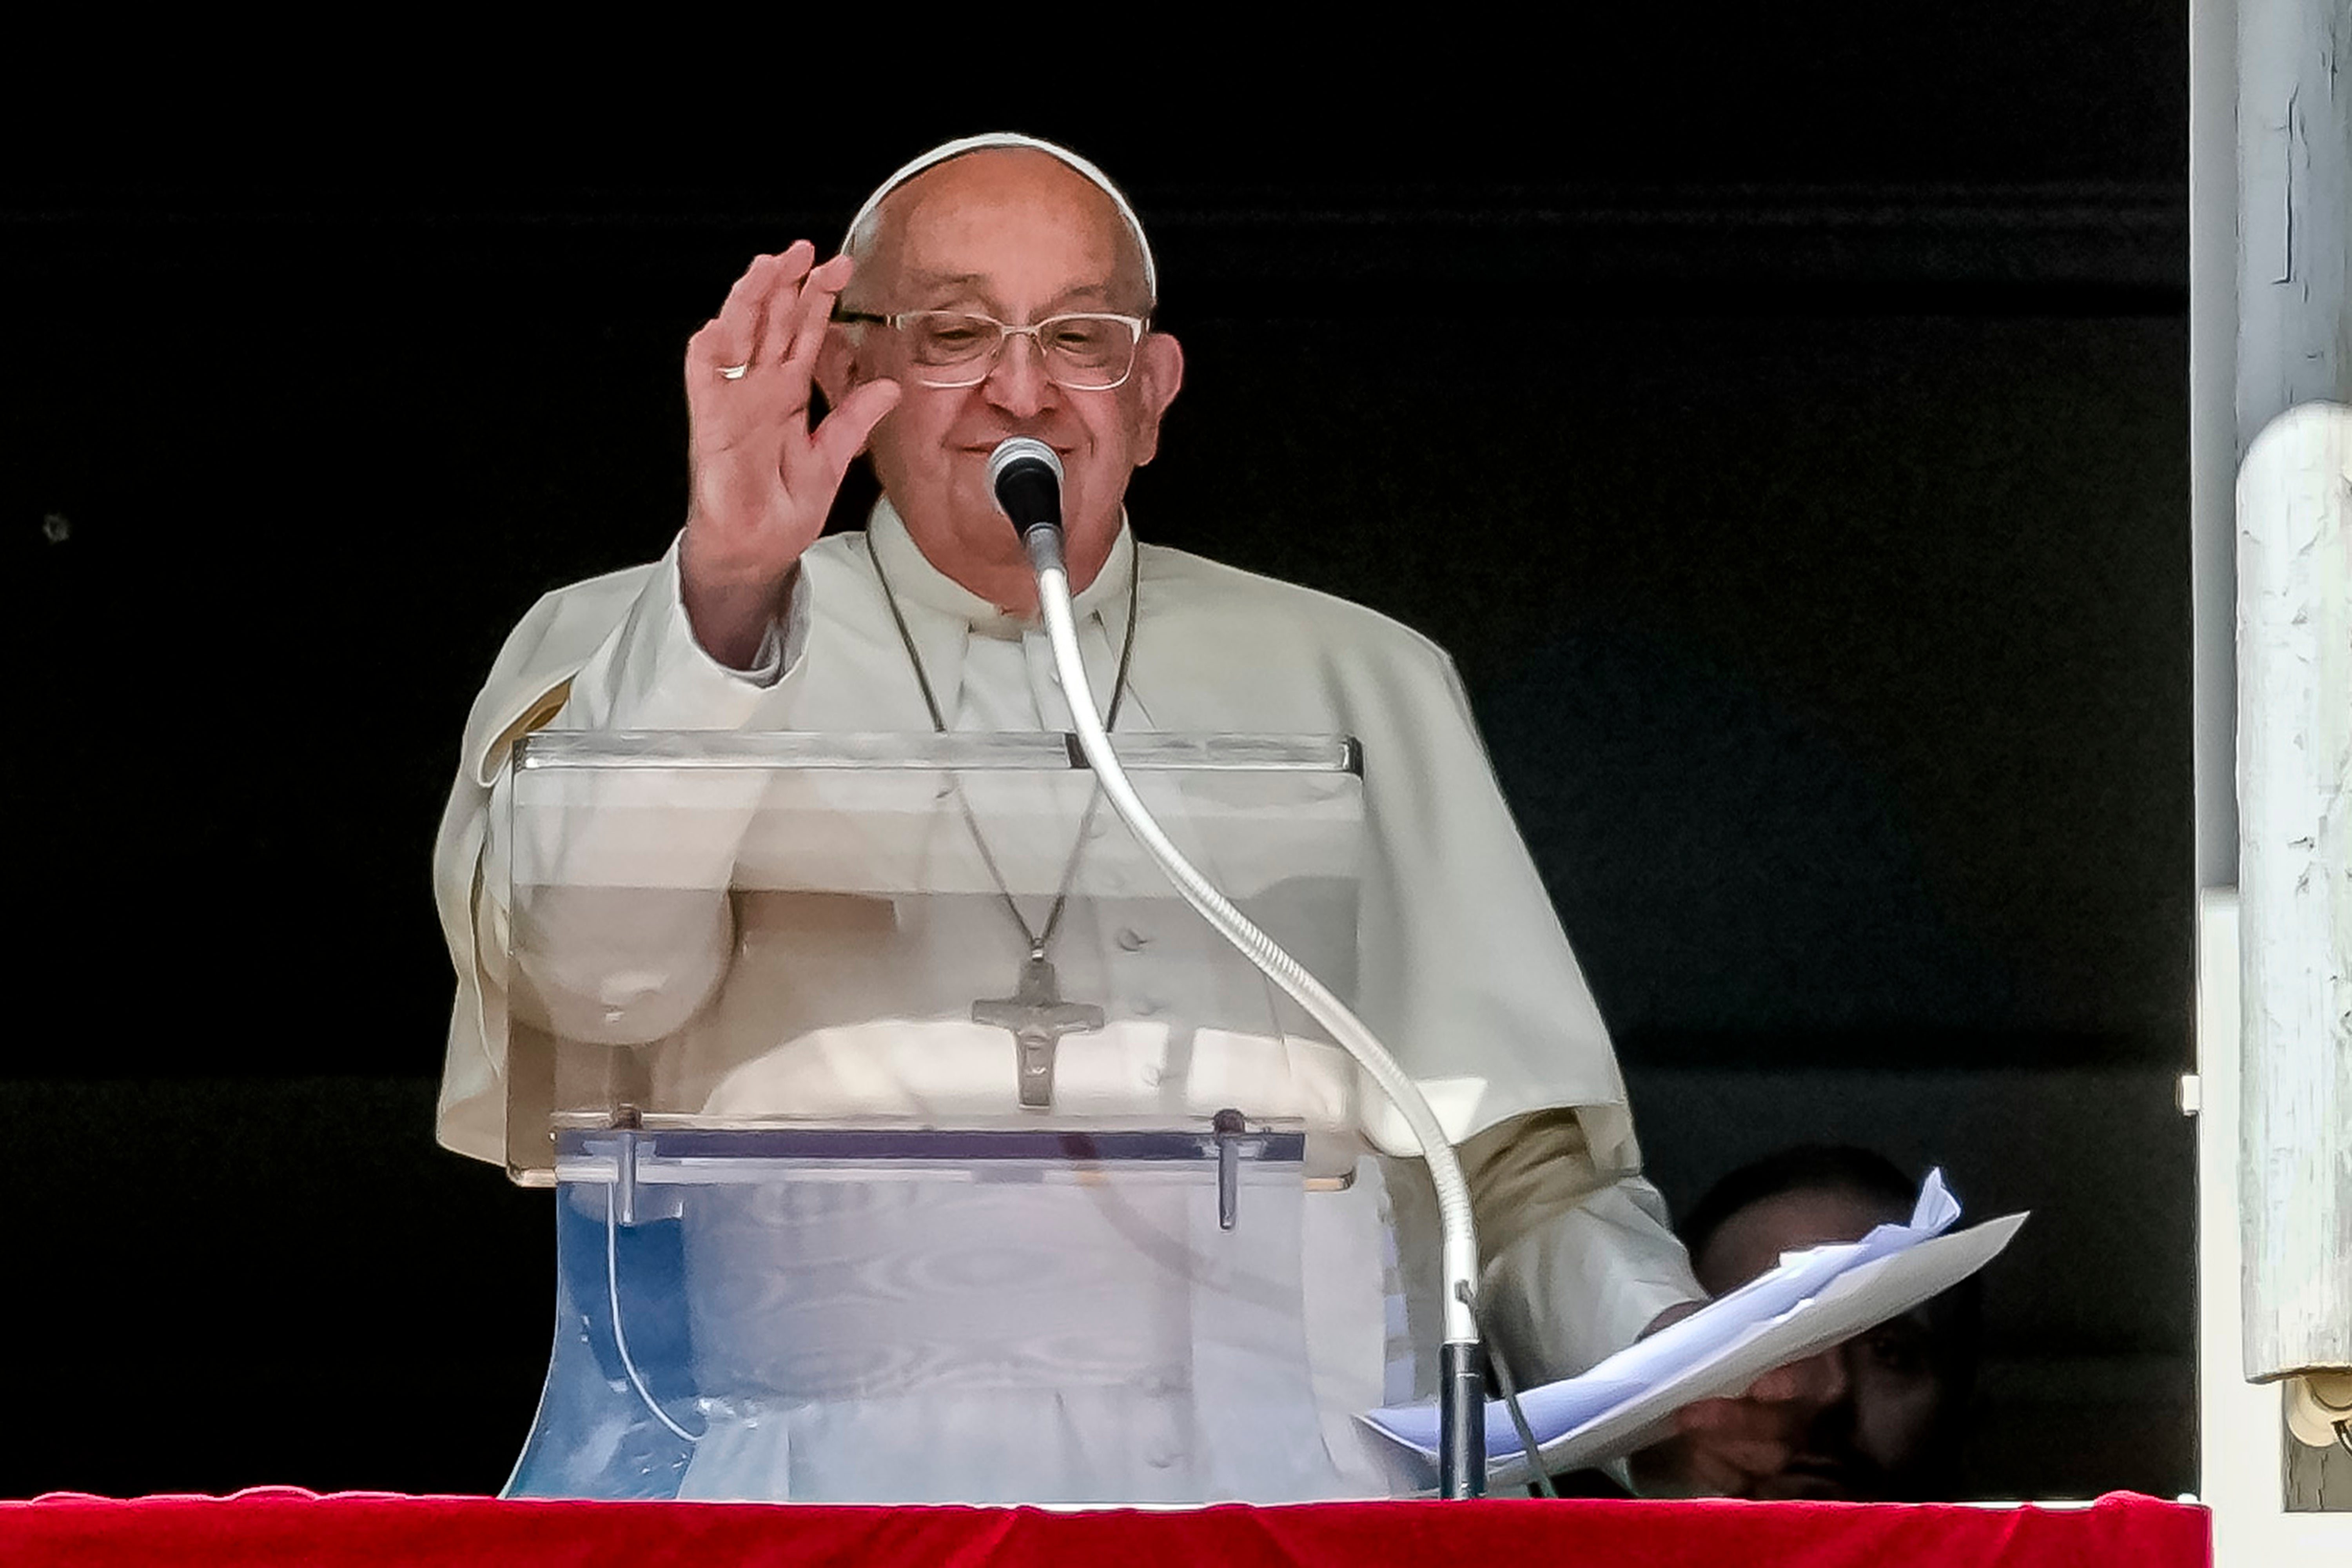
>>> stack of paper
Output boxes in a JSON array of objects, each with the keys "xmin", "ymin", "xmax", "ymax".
[{"xmin": 1357, "ymin": 1170, "xmax": 2026, "ymax": 1491}]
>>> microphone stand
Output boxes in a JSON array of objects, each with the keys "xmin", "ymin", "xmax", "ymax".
[{"xmin": 1021, "ymin": 516, "xmax": 1488, "ymax": 1499}]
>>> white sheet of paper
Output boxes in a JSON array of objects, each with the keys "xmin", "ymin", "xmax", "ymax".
[{"xmin": 1355, "ymin": 1169, "xmax": 2024, "ymax": 1492}]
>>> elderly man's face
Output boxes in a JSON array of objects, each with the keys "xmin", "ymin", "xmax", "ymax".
[
  {"xmin": 818, "ymin": 149, "xmax": 1181, "ymax": 610},
  {"xmin": 1695, "ymin": 1185, "xmax": 1956, "ymax": 1500}
]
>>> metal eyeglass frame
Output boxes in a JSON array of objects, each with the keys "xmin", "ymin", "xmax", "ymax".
[{"xmin": 831, "ymin": 307, "xmax": 1149, "ymax": 390}]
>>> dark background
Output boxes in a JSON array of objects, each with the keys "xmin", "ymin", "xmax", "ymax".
[{"xmin": 2, "ymin": 13, "xmax": 2193, "ymax": 1500}]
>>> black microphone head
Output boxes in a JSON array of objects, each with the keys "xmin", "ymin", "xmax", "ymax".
[{"xmin": 989, "ymin": 437, "xmax": 1064, "ymax": 537}]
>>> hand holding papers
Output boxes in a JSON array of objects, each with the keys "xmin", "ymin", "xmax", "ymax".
[{"xmin": 1358, "ymin": 1170, "xmax": 2025, "ymax": 1493}]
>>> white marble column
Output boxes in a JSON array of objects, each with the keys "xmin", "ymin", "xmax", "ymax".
[
  {"xmin": 2237, "ymin": 403, "xmax": 2352, "ymax": 1384},
  {"xmin": 2232, "ymin": 0, "xmax": 2352, "ymax": 1390}
]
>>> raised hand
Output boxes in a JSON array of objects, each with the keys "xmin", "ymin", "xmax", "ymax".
[{"xmin": 679, "ymin": 241, "xmax": 901, "ymax": 667}]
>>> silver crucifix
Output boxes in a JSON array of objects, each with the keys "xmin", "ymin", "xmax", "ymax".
[{"xmin": 973, "ymin": 955, "xmax": 1105, "ymax": 1110}]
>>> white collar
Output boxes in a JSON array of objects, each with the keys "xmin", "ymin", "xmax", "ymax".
[{"xmin": 864, "ymin": 497, "xmax": 1136, "ymax": 642}]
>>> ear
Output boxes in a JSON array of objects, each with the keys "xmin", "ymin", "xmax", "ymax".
[
  {"xmin": 1127, "ymin": 330, "xmax": 1184, "ymax": 467},
  {"xmin": 814, "ymin": 323, "xmax": 859, "ymax": 409}
]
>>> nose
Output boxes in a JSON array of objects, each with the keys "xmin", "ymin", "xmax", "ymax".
[{"xmin": 980, "ymin": 330, "xmax": 1057, "ymax": 420}]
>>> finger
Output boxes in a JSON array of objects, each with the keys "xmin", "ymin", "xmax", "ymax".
[
  {"xmin": 809, "ymin": 378, "xmax": 902, "ymax": 477},
  {"xmin": 1669, "ymin": 1409, "xmax": 1799, "ymax": 1468},
  {"xmin": 686, "ymin": 315, "xmax": 763, "ymax": 394},
  {"xmin": 1742, "ymin": 1363, "xmax": 1809, "ymax": 1403},
  {"xmin": 696, "ymin": 253, "xmax": 788, "ymax": 372},
  {"xmin": 1674, "ymin": 1398, "xmax": 1806, "ymax": 1472},
  {"xmin": 1673, "ymin": 1397, "xmax": 1761, "ymax": 1435},
  {"xmin": 1680, "ymin": 1450, "xmax": 1768, "ymax": 1497},
  {"xmin": 780, "ymin": 252, "xmax": 859, "ymax": 383},
  {"xmin": 1700, "ymin": 1435, "xmax": 1798, "ymax": 1479},
  {"xmin": 810, "ymin": 250, "xmax": 855, "ymax": 295},
  {"xmin": 698, "ymin": 244, "xmax": 817, "ymax": 374},
  {"xmin": 1633, "ymin": 1432, "xmax": 1770, "ymax": 1500},
  {"xmin": 755, "ymin": 241, "xmax": 821, "ymax": 370}
]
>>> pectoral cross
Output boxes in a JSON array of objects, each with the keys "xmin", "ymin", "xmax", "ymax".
[{"xmin": 973, "ymin": 954, "xmax": 1105, "ymax": 1110}]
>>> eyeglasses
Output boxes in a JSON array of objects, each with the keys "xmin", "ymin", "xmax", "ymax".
[{"xmin": 831, "ymin": 308, "xmax": 1148, "ymax": 390}]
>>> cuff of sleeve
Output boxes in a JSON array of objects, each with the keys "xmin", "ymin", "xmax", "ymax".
[
  {"xmin": 724, "ymin": 563, "xmax": 810, "ymax": 688},
  {"xmin": 565, "ymin": 539, "xmax": 806, "ymax": 728},
  {"xmin": 1480, "ymin": 1177, "xmax": 1704, "ymax": 1386}
]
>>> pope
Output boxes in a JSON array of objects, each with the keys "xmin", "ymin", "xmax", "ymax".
[{"xmin": 434, "ymin": 132, "xmax": 1811, "ymax": 1500}]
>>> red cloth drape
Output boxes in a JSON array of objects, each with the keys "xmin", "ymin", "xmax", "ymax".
[{"xmin": 0, "ymin": 1489, "xmax": 2209, "ymax": 1568}]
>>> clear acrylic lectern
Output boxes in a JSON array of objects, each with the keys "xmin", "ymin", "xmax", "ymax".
[{"xmin": 490, "ymin": 731, "xmax": 1381, "ymax": 1503}]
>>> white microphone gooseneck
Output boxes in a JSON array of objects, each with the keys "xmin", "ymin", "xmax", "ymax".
[{"xmin": 990, "ymin": 439, "xmax": 1485, "ymax": 1497}]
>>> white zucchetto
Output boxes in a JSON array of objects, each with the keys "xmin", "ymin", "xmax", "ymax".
[{"xmin": 841, "ymin": 131, "xmax": 1158, "ymax": 306}]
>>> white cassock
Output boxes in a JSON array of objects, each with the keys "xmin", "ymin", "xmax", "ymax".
[{"xmin": 433, "ymin": 502, "xmax": 1702, "ymax": 1500}]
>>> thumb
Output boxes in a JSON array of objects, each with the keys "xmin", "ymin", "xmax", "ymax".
[{"xmin": 812, "ymin": 378, "xmax": 903, "ymax": 476}]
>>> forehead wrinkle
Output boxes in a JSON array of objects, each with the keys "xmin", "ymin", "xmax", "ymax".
[
  {"xmin": 896, "ymin": 274, "xmax": 1127, "ymax": 318},
  {"xmin": 897, "ymin": 268, "xmax": 989, "ymax": 292}
]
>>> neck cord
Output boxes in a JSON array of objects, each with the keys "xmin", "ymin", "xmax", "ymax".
[{"xmin": 870, "ymin": 536, "xmax": 1140, "ymax": 958}]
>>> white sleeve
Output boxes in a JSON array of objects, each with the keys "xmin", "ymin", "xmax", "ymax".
[
  {"xmin": 1464, "ymin": 1109, "xmax": 1703, "ymax": 1385},
  {"xmin": 556, "ymin": 539, "xmax": 806, "ymax": 724},
  {"xmin": 437, "ymin": 543, "xmax": 809, "ymax": 1159}
]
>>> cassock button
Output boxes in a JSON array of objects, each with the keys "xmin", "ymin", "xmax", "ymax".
[
  {"xmin": 1139, "ymin": 1399, "xmax": 1188, "ymax": 1470},
  {"xmin": 1116, "ymin": 927, "xmax": 1148, "ymax": 952}
]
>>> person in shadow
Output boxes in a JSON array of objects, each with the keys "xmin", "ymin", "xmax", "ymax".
[{"xmin": 1666, "ymin": 1144, "xmax": 1982, "ymax": 1500}]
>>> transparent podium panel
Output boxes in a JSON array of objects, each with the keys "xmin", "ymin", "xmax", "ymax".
[
  {"xmin": 489, "ymin": 733, "xmax": 1385, "ymax": 1502},
  {"xmin": 494, "ymin": 733, "xmax": 1369, "ymax": 1181},
  {"xmin": 505, "ymin": 1123, "xmax": 1355, "ymax": 1503}
]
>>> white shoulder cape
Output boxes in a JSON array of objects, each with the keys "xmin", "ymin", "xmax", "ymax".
[{"xmin": 433, "ymin": 525, "xmax": 1634, "ymax": 1172}]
